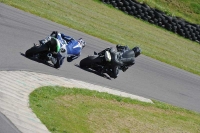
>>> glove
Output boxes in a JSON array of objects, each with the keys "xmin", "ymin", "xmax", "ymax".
[
  {"xmin": 116, "ymin": 44, "xmax": 120, "ymax": 48},
  {"xmin": 40, "ymin": 36, "xmax": 51, "ymax": 45},
  {"xmin": 50, "ymin": 31, "xmax": 58, "ymax": 37},
  {"xmin": 116, "ymin": 44, "xmax": 124, "ymax": 52},
  {"xmin": 117, "ymin": 45, "xmax": 129, "ymax": 52}
]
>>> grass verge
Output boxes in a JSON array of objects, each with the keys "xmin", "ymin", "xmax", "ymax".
[
  {"xmin": 29, "ymin": 86, "xmax": 200, "ymax": 133},
  {"xmin": 1, "ymin": 0, "xmax": 200, "ymax": 76}
]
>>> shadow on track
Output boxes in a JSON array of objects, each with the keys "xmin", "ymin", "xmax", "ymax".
[
  {"xmin": 20, "ymin": 52, "xmax": 56, "ymax": 69},
  {"xmin": 74, "ymin": 64, "xmax": 111, "ymax": 80}
]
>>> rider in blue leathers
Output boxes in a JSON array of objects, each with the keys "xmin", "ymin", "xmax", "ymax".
[{"xmin": 41, "ymin": 31, "xmax": 86, "ymax": 68}]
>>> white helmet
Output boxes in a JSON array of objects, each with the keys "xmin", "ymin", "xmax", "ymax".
[{"xmin": 78, "ymin": 38, "xmax": 86, "ymax": 49}]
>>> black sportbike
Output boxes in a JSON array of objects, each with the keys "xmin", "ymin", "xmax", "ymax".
[
  {"xmin": 79, "ymin": 47, "xmax": 138, "ymax": 78},
  {"xmin": 25, "ymin": 37, "xmax": 62, "ymax": 67}
]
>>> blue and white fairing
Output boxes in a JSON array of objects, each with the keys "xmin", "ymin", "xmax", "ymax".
[
  {"xmin": 59, "ymin": 33, "xmax": 82, "ymax": 57},
  {"xmin": 55, "ymin": 33, "xmax": 82, "ymax": 66}
]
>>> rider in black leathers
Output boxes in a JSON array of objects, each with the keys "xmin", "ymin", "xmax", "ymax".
[{"xmin": 99, "ymin": 45, "xmax": 141, "ymax": 78}]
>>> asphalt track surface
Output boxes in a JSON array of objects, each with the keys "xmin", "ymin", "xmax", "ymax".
[{"xmin": 0, "ymin": 3, "xmax": 200, "ymax": 133}]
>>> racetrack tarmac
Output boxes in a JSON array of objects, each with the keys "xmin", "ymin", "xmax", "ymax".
[{"xmin": 0, "ymin": 3, "xmax": 200, "ymax": 133}]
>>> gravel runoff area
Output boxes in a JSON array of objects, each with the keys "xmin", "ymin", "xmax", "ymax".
[{"xmin": 0, "ymin": 70, "xmax": 152, "ymax": 133}]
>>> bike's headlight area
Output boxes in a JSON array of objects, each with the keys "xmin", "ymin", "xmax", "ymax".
[{"xmin": 105, "ymin": 51, "xmax": 111, "ymax": 62}]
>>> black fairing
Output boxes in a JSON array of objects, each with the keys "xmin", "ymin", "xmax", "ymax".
[{"xmin": 122, "ymin": 50, "xmax": 135, "ymax": 58}]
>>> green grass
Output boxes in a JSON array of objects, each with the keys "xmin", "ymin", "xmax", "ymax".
[
  {"xmin": 29, "ymin": 86, "xmax": 200, "ymax": 133},
  {"xmin": 1, "ymin": 0, "xmax": 200, "ymax": 76}
]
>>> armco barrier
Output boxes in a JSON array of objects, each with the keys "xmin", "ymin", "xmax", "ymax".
[{"xmin": 101, "ymin": 0, "xmax": 200, "ymax": 44}]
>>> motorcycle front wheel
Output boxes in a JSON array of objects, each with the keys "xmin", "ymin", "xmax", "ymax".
[
  {"xmin": 25, "ymin": 44, "xmax": 49, "ymax": 57},
  {"xmin": 79, "ymin": 56, "xmax": 99, "ymax": 68}
]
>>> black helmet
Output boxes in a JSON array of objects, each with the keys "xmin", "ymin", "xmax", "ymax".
[{"xmin": 132, "ymin": 46, "xmax": 141, "ymax": 57}]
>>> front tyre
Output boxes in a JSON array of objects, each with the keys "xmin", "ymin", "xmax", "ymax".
[
  {"xmin": 113, "ymin": 66, "xmax": 119, "ymax": 78},
  {"xmin": 79, "ymin": 56, "xmax": 98, "ymax": 68},
  {"xmin": 109, "ymin": 66, "xmax": 119, "ymax": 79},
  {"xmin": 25, "ymin": 44, "xmax": 48, "ymax": 57}
]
